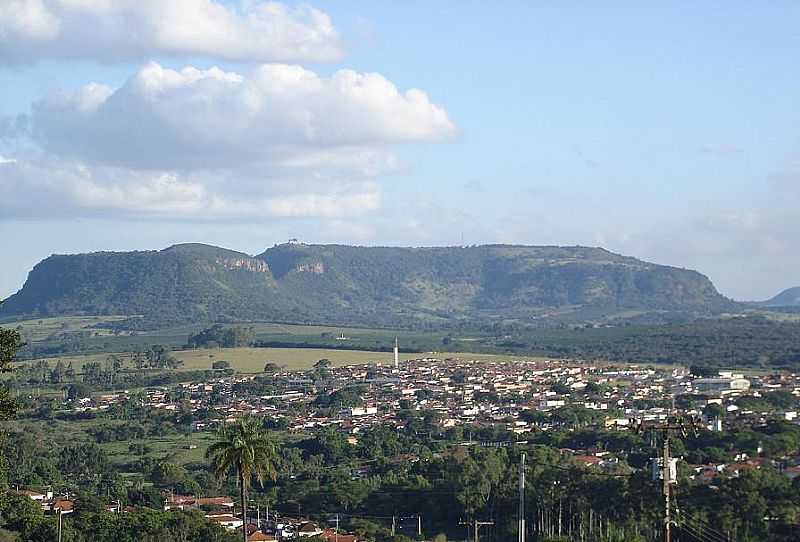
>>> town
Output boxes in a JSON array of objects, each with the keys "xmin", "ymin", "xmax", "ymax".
[{"xmin": 10, "ymin": 350, "xmax": 800, "ymax": 541}]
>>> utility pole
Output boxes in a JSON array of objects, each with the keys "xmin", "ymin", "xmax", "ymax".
[
  {"xmin": 57, "ymin": 508, "xmax": 62, "ymax": 542},
  {"xmin": 636, "ymin": 416, "xmax": 697, "ymax": 542},
  {"xmin": 519, "ymin": 453, "xmax": 526, "ymax": 542},
  {"xmin": 391, "ymin": 515, "xmax": 396, "ymax": 536},
  {"xmin": 417, "ymin": 515, "xmax": 422, "ymax": 537},
  {"xmin": 663, "ymin": 433, "xmax": 671, "ymax": 542}
]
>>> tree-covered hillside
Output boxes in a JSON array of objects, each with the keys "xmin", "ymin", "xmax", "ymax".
[
  {"xmin": 0, "ymin": 244, "xmax": 286, "ymax": 326},
  {"xmin": 258, "ymin": 243, "xmax": 734, "ymax": 324},
  {"xmin": 1, "ymin": 242, "xmax": 736, "ymax": 328}
]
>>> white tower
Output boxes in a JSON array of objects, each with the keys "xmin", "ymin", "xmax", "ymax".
[{"xmin": 394, "ymin": 337, "xmax": 399, "ymax": 369}]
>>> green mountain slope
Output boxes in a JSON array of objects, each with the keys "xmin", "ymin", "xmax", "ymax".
[
  {"xmin": 258, "ymin": 243, "xmax": 734, "ymax": 325},
  {"xmin": 1, "ymin": 244, "xmax": 285, "ymax": 325},
  {"xmin": 757, "ymin": 287, "xmax": 800, "ymax": 307},
  {"xmin": 1, "ymin": 242, "xmax": 736, "ymax": 327}
]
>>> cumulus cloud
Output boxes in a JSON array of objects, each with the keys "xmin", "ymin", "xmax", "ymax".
[
  {"xmin": 0, "ymin": 156, "xmax": 381, "ymax": 219},
  {"xmin": 0, "ymin": 0, "xmax": 343, "ymax": 63},
  {"xmin": 3, "ymin": 61, "xmax": 452, "ymax": 221},
  {"xmin": 30, "ymin": 62, "xmax": 455, "ymax": 170}
]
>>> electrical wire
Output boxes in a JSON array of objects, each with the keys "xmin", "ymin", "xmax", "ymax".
[
  {"xmin": 680, "ymin": 520, "xmax": 723, "ymax": 542},
  {"xmin": 676, "ymin": 512, "xmax": 729, "ymax": 542},
  {"xmin": 683, "ymin": 512, "xmax": 730, "ymax": 540},
  {"xmin": 683, "ymin": 520, "xmax": 728, "ymax": 542},
  {"xmin": 676, "ymin": 510, "xmax": 730, "ymax": 542}
]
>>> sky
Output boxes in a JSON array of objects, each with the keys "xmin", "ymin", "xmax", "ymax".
[{"xmin": 1, "ymin": 1, "xmax": 799, "ymax": 301}]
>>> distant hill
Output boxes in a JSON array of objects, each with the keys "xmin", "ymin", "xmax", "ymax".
[
  {"xmin": 756, "ymin": 287, "xmax": 800, "ymax": 307},
  {"xmin": 1, "ymin": 242, "xmax": 736, "ymax": 328}
]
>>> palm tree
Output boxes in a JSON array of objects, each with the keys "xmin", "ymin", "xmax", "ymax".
[{"xmin": 206, "ymin": 415, "xmax": 277, "ymax": 542}]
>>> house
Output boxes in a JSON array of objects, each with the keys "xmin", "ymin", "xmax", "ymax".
[
  {"xmin": 163, "ymin": 495, "xmax": 234, "ymax": 511},
  {"xmin": 297, "ymin": 521, "xmax": 324, "ymax": 537},
  {"xmin": 42, "ymin": 499, "xmax": 74, "ymax": 515},
  {"xmin": 248, "ymin": 531, "xmax": 277, "ymax": 541},
  {"xmin": 693, "ymin": 373, "xmax": 750, "ymax": 395},
  {"xmin": 207, "ymin": 514, "xmax": 244, "ymax": 530},
  {"xmin": 320, "ymin": 529, "xmax": 361, "ymax": 542},
  {"xmin": 573, "ymin": 455, "xmax": 604, "ymax": 468},
  {"xmin": 15, "ymin": 489, "xmax": 51, "ymax": 501},
  {"xmin": 783, "ymin": 465, "xmax": 800, "ymax": 480}
]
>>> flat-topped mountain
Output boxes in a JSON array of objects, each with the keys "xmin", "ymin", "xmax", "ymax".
[{"xmin": 1, "ymin": 242, "xmax": 735, "ymax": 327}]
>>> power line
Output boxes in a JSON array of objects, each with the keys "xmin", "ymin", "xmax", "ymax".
[
  {"xmin": 675, "ymin": 512, "xmax": 730, "ymax": 542},
  {"xmin": 681, "ymin": 512, "xmax": 730, "ymax": 540},
  {"xmin": 679, "ymin": 519, "xmax": 725, "ymax": 542}
]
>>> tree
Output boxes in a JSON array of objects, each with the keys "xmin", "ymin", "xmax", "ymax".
[
  {"xmin": 263, "ymin": 362, "xmax": 281, "ymax": 374},
  {"xmin": 0, "ymin": 328, "xmax": 22, "ymax": 420},
  {"xmin": 50, "ymin": 360, "xmax": 66, "ymax": 384},
  {"xmin": 703, "ymin": 403, "xmax": 725, "ymax": 420},
  {"xmin": 206, "ymin": 416, "xmax": 277, "ymax": 542},
  {"xmin": 690, "ymin": 365, "xmax": 718, "ymax": 377},
  {"xmin": 212, "ymin": 360, "xmax": 231, "ymax": 370},
  {"xmin": 66, "ymin": 382, "xmax": 92, "ymax": 401},
  {"xmin": 551, "ymin": 382, "xmax": 571, "ymax": 395},
  {"xmin": 83, "ymin": 361, "xmax": 104, "ymax": 384}
]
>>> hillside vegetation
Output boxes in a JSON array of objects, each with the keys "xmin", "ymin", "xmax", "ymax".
[
  {"xmin": 1, "ymin": 242, "xmax": 736, "ymax": 328},
  {"xmin": 757, "ymin": 286, "xmax": 800, "ymax": 307}
]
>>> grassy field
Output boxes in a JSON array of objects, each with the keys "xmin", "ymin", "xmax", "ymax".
[
  {"xmin": 5, "ymin": 315, "xmax": 474, "ymax": 358},
  {"xmin": 1, "ymin": 315, "xmax": 130, "ymax": 342},
  {"xmin": 173, "ymin": 347, "xmax": 554, "ymax": 372},
  {"xmin": 7, "ymin": 417, "xmax": 217, "ymax": 468},
  {"xmin": 14, "ymin": 347, "xmax": 553, "ymax": 374},
  {"xmin": 101, "ymin": 431, "xmax": 217, "ymax": 466},
  {"xmin": 175, "ymin": 347, "xmax": 420, "ymax": 372}
]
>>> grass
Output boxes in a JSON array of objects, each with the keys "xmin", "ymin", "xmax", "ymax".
[
  {"xmin": 1, "ymin": 315, "xmax": 130, "ymax": 343},
  {"xmin": 176, "ymin": 347, "xmax": 559, "ymax": 372},
  {"xmin": 14, "ymin": 347, "xmax": 553, "ymax": 374},
  {"xmin": 175, "ymin": 347, "xmax": 418, "ymax": 372},
  {"xmin": 8, "ymin": 416, "xmax": 305, "ymax": 470},
  {"xmin": 8, "ymin": 315, "xmax": 478, "ymax": 359},
  {"xmin": 101, "ymin": 432, "xmax": 217, "ymax": 466}
]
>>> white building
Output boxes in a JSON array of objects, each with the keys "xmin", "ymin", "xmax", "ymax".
[{"xmin": 693, "ymin": 372, "xmax": 750, "ymax": 395}]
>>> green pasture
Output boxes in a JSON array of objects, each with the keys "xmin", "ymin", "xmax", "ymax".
[
  {"xmin": 101, "ymin": 432, "xmax": 217, "ymax": 466},
  {"xmin": 1, "ymin": 315, "xmax": 130, "ymax": 343},
  {"xmin": 14, "ymin": 347, "xmax": 554, "ymax": 375}
]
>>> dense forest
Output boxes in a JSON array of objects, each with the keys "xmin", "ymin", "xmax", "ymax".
[{"xmin": 469, "ymin": 317, "xmax": 800, "ymax": 370}]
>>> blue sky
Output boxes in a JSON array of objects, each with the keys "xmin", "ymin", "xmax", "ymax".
[{"xmin": 1, "ymin": 1, "xmax": 799, "ymax": 300}]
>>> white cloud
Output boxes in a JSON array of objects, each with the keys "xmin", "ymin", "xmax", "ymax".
[
  {"xmin": 0, "ymin": 155, "xmax": 381, "ymax": 220},
  {"xmin": 4, "ymin": 61, "xmax": 452, "ymax": 222},
  {"xmin": 0, "ymin": 0, "xmax": 343, "ymax": 64},
  {"xmin": 30, "ymin": 62, "xmax": 455, "ymax": 170}
]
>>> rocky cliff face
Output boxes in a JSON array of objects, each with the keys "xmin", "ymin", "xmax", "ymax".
[
  {"xmin": 216, "ymin": 257, "xmax": 270, "ymax": 273},
  {"xmin": 295, "ymin": 262, "xmax": 324, "ymax": 274}
]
